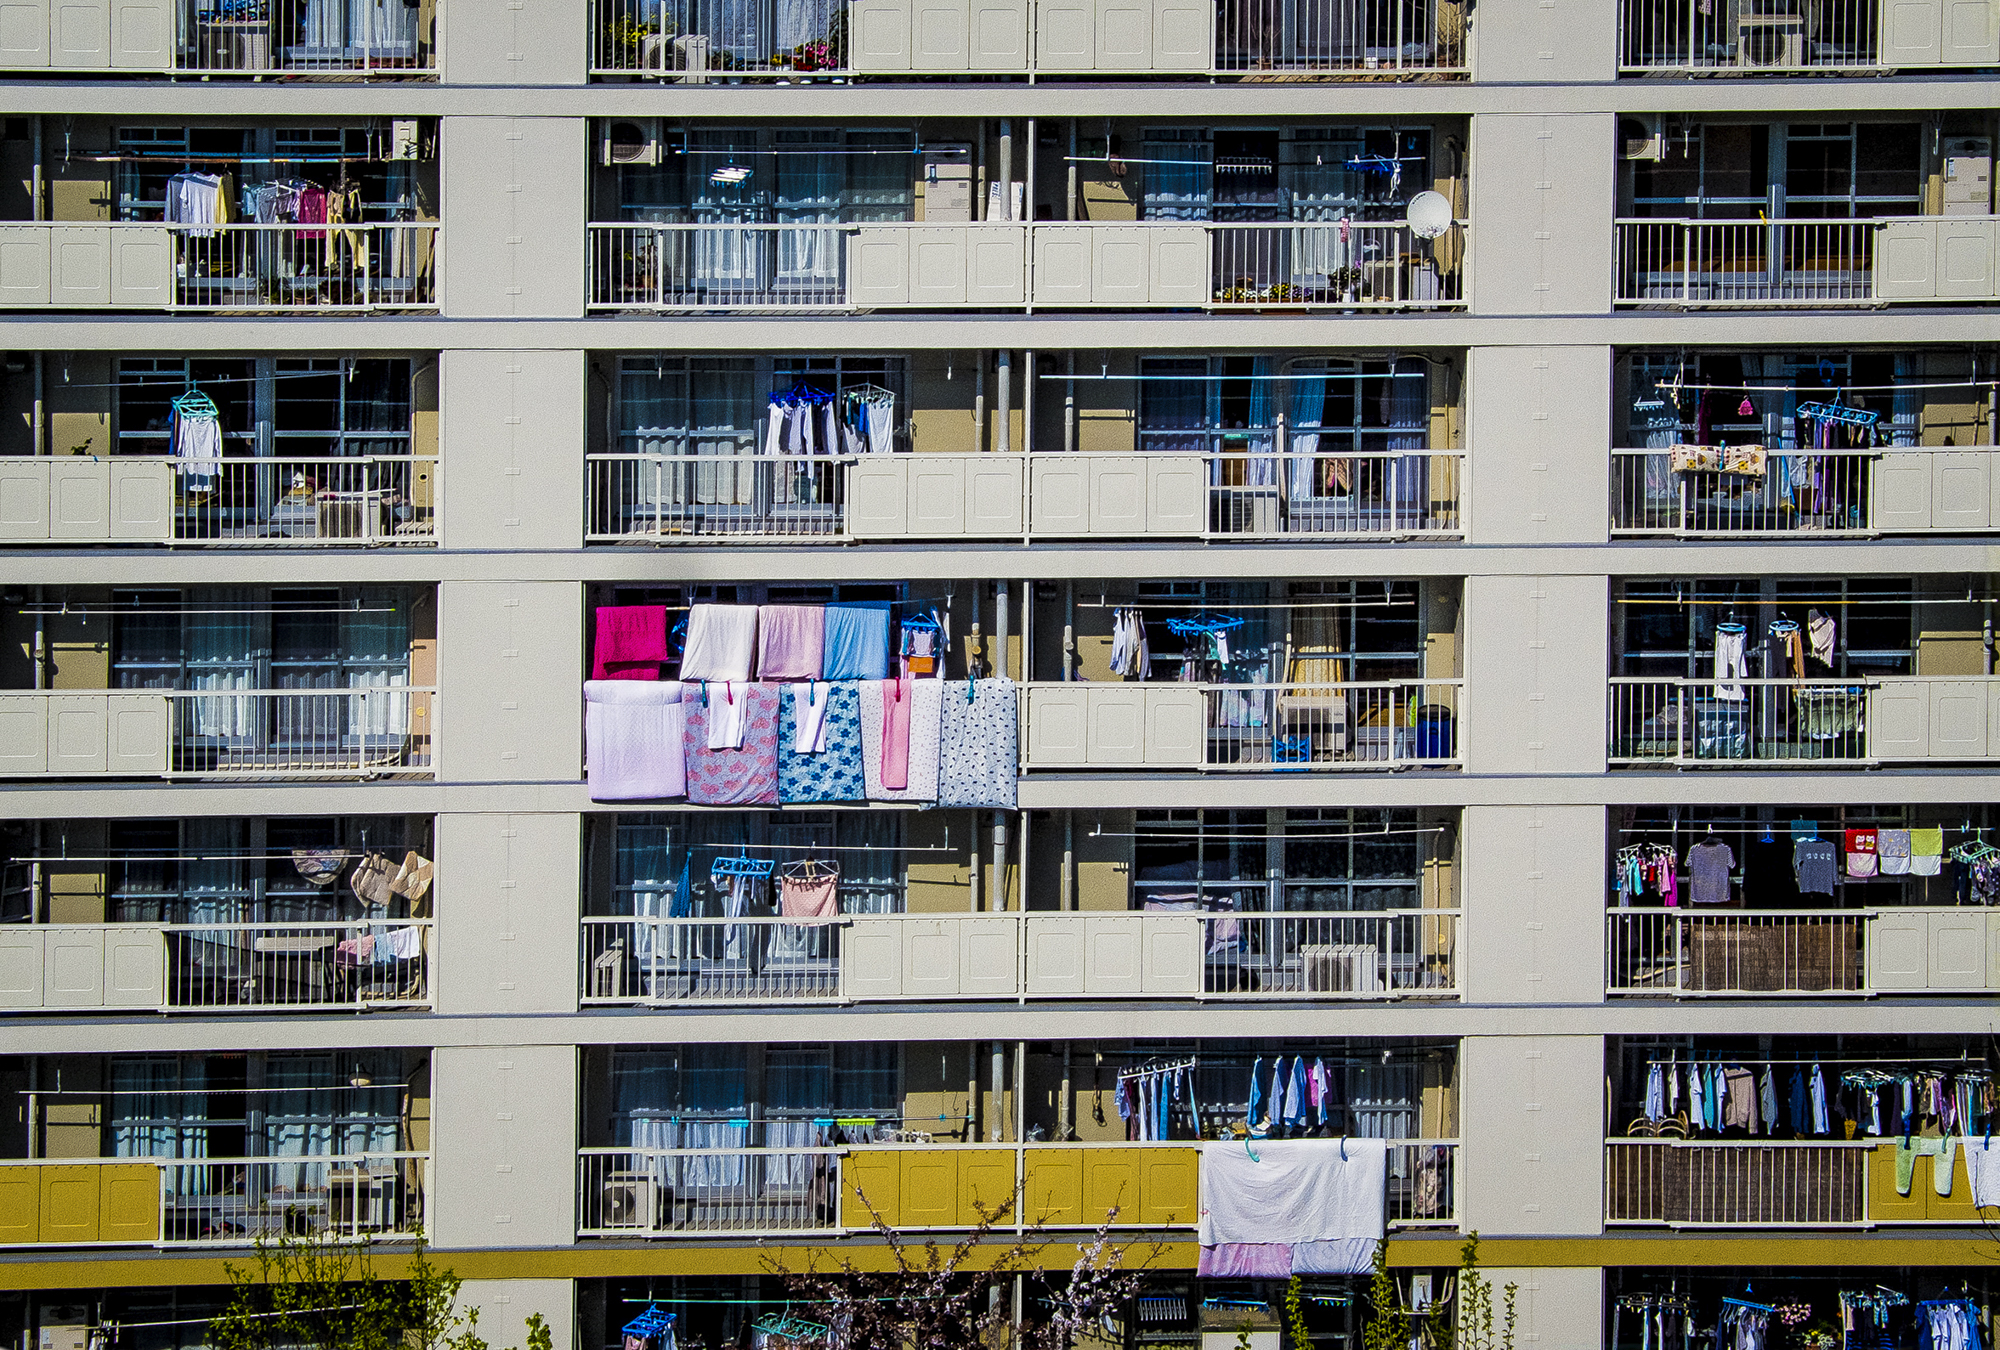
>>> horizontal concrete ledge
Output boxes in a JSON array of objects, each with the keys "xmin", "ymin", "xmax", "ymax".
[
  {"xmin": 15, "ymin": 766, "xmax": 2000, "ymax": 818},
  {"xmin": 3, "ymin": 537, "xmax": 2000, "ymax": 587},
  {"xmin": 0, "ymin": 999, "xmax": 1988, "ymax": 1054},
  {"xmin": 0, "ymin": 311, "xmax": 1996, "ymax": 350},
  {"xmin": 0, "ymin": 1231, "xmax": 1990, "ymax": 1290},
  {"xmin": 0, "ymin": 75, "xmax": 1995, "ymax": 117}
]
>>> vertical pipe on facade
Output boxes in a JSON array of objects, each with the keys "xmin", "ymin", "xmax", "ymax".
[
  {"xmin": 1984, "ymin": 601, "xmax": 1993, "ymax": 676},
  {"xmin": 1064, "ymin": 354, "xmax": 1076, "ymax": 453},
  {"xmin": 32, "ymin": 352, "xmax": 44, "ymax": 458},
  {"xmin": 30, "ymin": 117, "xmax": 41, "ymax": 222},
  {"xmin": 976, "ymin": 359, "xmax": 987, "ymax": 452},
  {"xmin": 1068, "ymin": 120, "xmax": 1078, "ymax": 221},
  {"xmin": 1059, "ymin": 1043, "xmax": 1073, "ymax": 1137},
  {"xmin": 990, "ymin": 1042, "xmax": 1005, "ymax": 1141},
  {"xmin": 996, "ymin": 350, "xmax": 1012, "ymax": 454},
  {"xmin": 999, "ymin": 120, "xmax": 1012, "ymax": 219}
]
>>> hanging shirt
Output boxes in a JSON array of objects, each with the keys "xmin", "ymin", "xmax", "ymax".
[
  {"xmin": 172, "ymin": 411, "xmax": 223, "ymax": 490},
  {"xmin": 1792, "ymin": 838, "xmax": 1837, "ymax": 896},
  {"xmin": 1687, "ymin": 840, "xmax": 1736, "ymax": 905}
]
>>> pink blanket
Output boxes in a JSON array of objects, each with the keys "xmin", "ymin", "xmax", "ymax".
[{"xmin": 592, "ymin": 605, "xmax": 669, "ymax": 680}]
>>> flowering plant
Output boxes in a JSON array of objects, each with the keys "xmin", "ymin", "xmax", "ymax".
[{"xmin": 1773, "ymin": 1301, "xmax": 1814, "ymax": 1327}]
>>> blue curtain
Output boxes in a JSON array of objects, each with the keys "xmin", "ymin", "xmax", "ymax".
[{"xmin": 1288, "ymin": 373, "xmax": 1327, "ymax": 502}]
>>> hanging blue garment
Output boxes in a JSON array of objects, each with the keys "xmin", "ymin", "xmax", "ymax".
[
  {"xmin": 1248, "ymin": 1057, "xmax": 1267, "ymax": 1137},
  {"xmin": 1284, "ymin": 1056, "xmax": 1309, "ymax": 1130}
]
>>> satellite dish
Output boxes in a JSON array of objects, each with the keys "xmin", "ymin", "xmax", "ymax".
[{"xmin": 1405, "ymin": 190, "xmax": 1453, "ymax": 240}]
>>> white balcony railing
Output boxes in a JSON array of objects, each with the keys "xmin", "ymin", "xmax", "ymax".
[
  {"xmin": 0, "ymin": 455, "xmax": 437, "ymax": 546},
  {"xmin": 1607, "ymin": 907, "xmax": 1995, "ymax": 995},
  {"xmin": 0, "ymin": 223, "xmax": 439, "ymax": 313},
  {"xmin": 0, "ymin": 921, "xmax": 433, "ymax": 1012},
  {"xmin": 1605, "ymin": 1139, "xmax": 1872, "ymax": 1226},
  {"xmin": 1021, "ymin": 680, "xmax": 1462, "ymax": 771},
  {"xmin": 1615, "ymin": 217, "xmax": 2000, "ymax": 307},
  {"xmin": 581, "ymin": 910, "xmax": 1460, "ymax": 1005},
  {"xmin": 577, "ymin": 1139, "xmax": 1457, "ymax": 1239},
  {"xmin": 1608, "ymin": 677, "xmax": 1871, "ymax": 765},
  {"xmin": 1610, "ymin": 675, "xmax": 2000, "ymax": 765},
  {"xmin": 1609, "ymin": 448, "xmax": 1876, "ymax": 536},
  {"xmin": 176, "ymin": 0, "xmax": 436, "ymax": 73},
  {"xmin": 584, "ymin": 449, "xmax": 1463, "ymax": 544},
  {"xmin": 587, "ymin": 0, "xmax": 1469, "ymax": 77},
  {"xmin": 1617, "ymin": 0, "xmax": 2000, "ymax": 72},
  {"xmin": 0, "ymin": 0, "xmax": 436, "ymax": 72},
  {"xmin": 162, "ymin": 687, "xmax": 434, "ymax": 778},
  {"xmin": 586, "ymin": 221, "xmax": 1464, "ymax": 313},
  {"xmin": 1605, "ymin": 910, "xmax": 1865, "ymax": 995},
  {"xmin": 1611, "ymin": 446, "xmax": 2000, "ymax": 536},
  {"xmin": 163, "ymin": 920, "xmax": 432, "ymax": 1010},
  {"xmin": 0, "ymin": 1152, "xmax": 430, "ymax": 1247}
]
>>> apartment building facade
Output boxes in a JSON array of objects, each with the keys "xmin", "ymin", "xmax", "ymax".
[{"xmin": 0, "ymin": 3, "xmax": 1996, "ymax": 1347}]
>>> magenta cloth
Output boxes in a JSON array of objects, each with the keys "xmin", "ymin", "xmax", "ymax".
[
  {"xmin": 1196, "ymin": 1244, "xmax": 1294, "ymax": 1278},
  {"xmin": 879, "ymin": 675, "xmax": 913, "ymax": 790},
  {"xmin": 683, "ymin": 682, "xmax": 779, "ymax": 806},
  {"xmin": 592, "ymin": 605, "xmax": 669, "ymax": 680},
  {"xmin": 756, "ymin": 605, "xmax": 826, "ymax": 681},
  {"xmin": 295, "ymin": 186, "xmax": 328, "ymax": 239}
]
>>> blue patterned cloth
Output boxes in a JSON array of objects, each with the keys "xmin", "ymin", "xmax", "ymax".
[{"xmin": 779, "ymin": 681, "xmax": 865, "ymax": 803}]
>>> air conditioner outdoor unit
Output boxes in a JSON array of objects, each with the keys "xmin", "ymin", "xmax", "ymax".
[
  {"xmin": 1736, "ymin": 4, "xmax": 1806, "ymax": 66},
  {"xmin": 599, "ymin": 119, "xmax": 663, "ymax": 167},
  {"xmin": 601, "ymin": 1171, "xmax": 657, "ymax": 1230},
  {"xmin": 1300, "ymin": 942, "xmax": 1383, "ymax": 993},
  {"xmin": 1621, "ymin": 114, "xmax": 1666, "ymax": 161}
]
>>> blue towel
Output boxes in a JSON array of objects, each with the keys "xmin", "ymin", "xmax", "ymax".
[{"xmin": 821, "ymin": 602, "xmax": 892, "ymax": 680}]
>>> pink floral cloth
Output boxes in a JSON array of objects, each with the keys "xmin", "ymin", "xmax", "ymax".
[{"xmin": 683, "ymin": 682, "xmax": 779, "ymax": 805}]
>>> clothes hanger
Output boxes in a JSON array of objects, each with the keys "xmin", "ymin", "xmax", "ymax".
[
  {"xmin": 711, "ymin": 848, "xmax": 774, "ymax": 878},
  {"xmin": 171, "ymin": 385, "xmax": 218, "ymax": 419},
  {"xmin": 781, "ymin": 855, "xmax": 839, "ymax": 881}
]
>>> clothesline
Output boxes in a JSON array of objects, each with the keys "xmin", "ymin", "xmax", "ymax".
[
  {"xmin": 1616, "ymin": 596, "xmax": 1969, "ymax": 607},
  {"xmin": 40, "ymin": 367, "xmax": 398, "ymax": 392},
  {"xmin": 3, "ymin": 850, "xmax": 421, "ymax": 864},
  {"xmin": 672, "ymin": 837, "xmax": 960, "ymax": 857},
  {"xmin": 1101, "ymin": 825, "xmax": 1449, "ymax": 840},
  {"xmin": 1078, "ymin": 597, "xmax": 1415, "ymax": 611},
  {"xmin": 1034, "ymin": 370, "xmax": 1427, "ymax": 382},
  {"xmin": 1614, "ymin": 824, "xmax": 1988, "ymax": 837},
  {"xmin": 1644, "ymin": 1055, "xmax": 1983, "ymax": 1070},
  {"xmin": 37, "ymin": 1081, "xmax": 415, "ymax": 1097},
  {"xmin": 10, "ymin": 604, "xmax": 403, "ymax": 616},
  {"xmin": 1653, "ymin": 378, "xmax": 1997, "ymax": 395}
]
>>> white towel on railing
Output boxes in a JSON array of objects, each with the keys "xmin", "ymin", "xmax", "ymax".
[
  {"xmin": 680, "ymin": 603, "xmax": 759, "ymax": 681},
  {"xmin": 1967, "ymin": 1137, "xmax": 2000, "ymax": 1208},
  {"xmin": 1199, "ymin": 1137, "xmax": 1386, "ymax": 1274},
  {"xmin": 585, "ymin": 679, "xmax": 686, "ymax": 801}
]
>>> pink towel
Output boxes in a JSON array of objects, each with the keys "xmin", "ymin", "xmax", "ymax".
[
  {"xmin": 880, "ymin": 675, "xmax": 913, "ymax": 790},
  {"xmin": 592, "ymin": 605, "xmax": 668, "ymax": 680},
  {"xmin": 780, "ymin": 874, "xmax": 838, "ymax": 923},
  {"xmin": 756, "ymin": 605, "xmax": 826, "ymax": 680}
]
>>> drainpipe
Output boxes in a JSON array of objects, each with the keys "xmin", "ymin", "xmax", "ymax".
[
  {"xmin": 30, "ymin": 116, "xmax": 41, "ymax": 222},
  {"xmin": 1067, "ymin": 120, "xmax": 1078, "ymax": 221},
  {"xmin": 975, "ymin": 357, "xmax": 987, "ymax": 452},
  {"xmin": 32, "ymin": 352, "xmax": 44, "ymax": 458},
  {"xmin": 1059, "ymin": 1043, "xmax": 1073, "ymax": 1138},
  {"xmin": 995, "ymin": 350, "xmax": 1012, "ymax": 454},
  {"xmin": 998, "ymin": 119, "xmax": 1012, "ymax": 219},
  {"xmin": 1984, "ymin": 600, "xmax": 1993, "ymax": 676},
  {"xmin": 989, "ymin": 1041, "xmax": 1005, "ymax": 1141}
]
